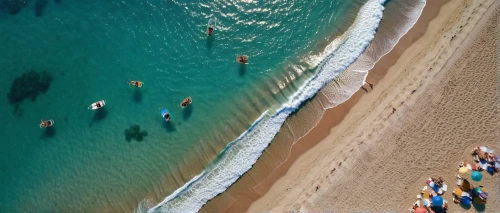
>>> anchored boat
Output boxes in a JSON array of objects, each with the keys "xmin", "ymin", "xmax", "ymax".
[
  {"xmin": 180, "ymin": 96, "xmax": 192, "ymax": 108},
  {"xmin": 40, "ymin": 119, "xmax": 54, "ymax": 128},
  {"xmin": 128, "ymin": 81, "xmax": 144, "ymax": 87},
  {"xmin": 160, "ymin": 107, "xmax": 171, "ymax": 122},
  {"xmin": 236, "ymin": 55, "xmax": 248, "ymax": 64},
  {"xmin": 88, "ymin": 100, "xmax": 106, "ymax": 110}
]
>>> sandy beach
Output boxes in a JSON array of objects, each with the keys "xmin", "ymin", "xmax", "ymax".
[{"xmin": 218, "ymin": 0, "xmax": 500, "ymax": 212}]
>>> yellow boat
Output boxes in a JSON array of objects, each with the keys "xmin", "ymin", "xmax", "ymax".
[
  {"xmin": 128, "ymin": 81, "xmax": 144, "ymax": 88},
  {"xmin": 180, "ymin": 96, "xmax": 192, "ymax": 108}
]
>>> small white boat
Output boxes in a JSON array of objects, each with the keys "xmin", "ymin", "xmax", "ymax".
[
  {"xmin": 40, "ymin": 119, "xmax": 54, "ymax": 128},
  {"xmin": 207, "ymin": 17, "xmax": 216, "ymax": 36},
  {"xmin": 88, "ymin": 100, "xmax": 106, "ymax": 110}
]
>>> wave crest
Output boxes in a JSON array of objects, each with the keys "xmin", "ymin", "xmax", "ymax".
[{"xmin": 140, "ymin": 0, "xmax": 387, "ymax": 212}]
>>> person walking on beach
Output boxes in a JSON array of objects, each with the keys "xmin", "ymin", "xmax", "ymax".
[{"xmin": 361, "ymin": 86, "xmax": 368, "ymax": 93}]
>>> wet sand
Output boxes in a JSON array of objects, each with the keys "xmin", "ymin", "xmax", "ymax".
[{"xmin": 212, "ymin": 0, "xmax": 499, "ymax": 212}]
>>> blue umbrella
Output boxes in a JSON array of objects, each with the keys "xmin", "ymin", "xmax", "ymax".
[
  {"xmin": 471, "ymin": 171, "xmax": 482, "ymax": 182},
  {"xmin": 432, "ymin": 195, "xmax": 443, "ymax": 206},
  {"xmin": 461, "ymin": 196, "xmax": 472, "ymax": 205}
]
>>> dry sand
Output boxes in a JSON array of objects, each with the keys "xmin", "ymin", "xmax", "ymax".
[{"xmin": 246, "ymin": 0, "xmax": 500, "ymax": 212}]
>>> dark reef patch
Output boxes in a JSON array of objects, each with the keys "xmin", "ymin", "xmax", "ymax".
[
  {"xmin": 7, "ymin": 70, "xmax": 53, "ymax": 116},
  {"xmin": 1, "ymin": 0, "xmax": 28, "ymax": 15},
  {"xmin": 124, "ymin": 125, "xmax": 148, "ymax": 142},
  {"xmin": 35, "ymin": 0, "xmax": 48, "ymax": 17}
]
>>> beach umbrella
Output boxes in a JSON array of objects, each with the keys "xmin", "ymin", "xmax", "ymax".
[
  {"xmin": 474, "ymin": 197, "xmax": 485, "ymax": 204},
  {"xmin": 432, "ymin": 195, "xmax": 443, "ymax": 206},
  {"xmin": 413, "ymin": 207, "xmax": 428, "ymax": 213},
  {"xmin": 474, "ymin": 186, "xmax": 488, "ymax": 200},
  {"xmin": 461, "ymin": 196, "xmax": 472, "ymax": 205},
  {"xmin": 459, "ymin": 166, "xmax": 469, "ymax": 174},
  {"xmin": 471, "ymin": 171, "xmax": 482, "ymax": 182}
]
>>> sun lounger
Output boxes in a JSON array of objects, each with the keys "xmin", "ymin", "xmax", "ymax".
[
  {"xmin": 441, "ymin": 184, "xmax": 448, "ymax": 193},
  {"xmin": 425, "ymin": 178, "xmax": 447, "ymax": 195}
]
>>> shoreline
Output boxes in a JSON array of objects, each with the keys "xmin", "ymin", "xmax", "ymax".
[
  {"xmin": 210, "ymin": 0, "xmax": 492, "ymax": 212},
  {"xmin": 219, "ymin": 0, "xmax": 450, "ymax": 211},
  {"xmin": 245, "ymin": 0, "xmax": 499, "ymax": 212}
]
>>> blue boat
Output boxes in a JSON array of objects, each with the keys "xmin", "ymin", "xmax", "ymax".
[{"xmin": 160, "ymin": 107, "xmax": 171, "ymax": 122}]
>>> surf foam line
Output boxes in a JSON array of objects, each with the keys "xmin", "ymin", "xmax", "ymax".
[
  {"xmin": 287, "ymin": 0, "xmax": 427, "ymax": 146},
  {"xmin": 142, "ymin": 0, "xmax": 386, "ymax": 212}
]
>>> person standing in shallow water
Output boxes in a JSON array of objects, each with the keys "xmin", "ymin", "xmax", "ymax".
[
  {"xmin": 368, "ymin": 82, "xmax": 374, "ymax": 89},
  {"xmin": 361, "ymin": 86, "xmax": 368, "ymax": 93}
]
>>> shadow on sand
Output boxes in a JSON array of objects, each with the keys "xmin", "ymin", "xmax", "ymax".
[
  {"xmin": 459, "ymin": 203, "xmax": 472, "ymax": 210},
  {"xmin": 40, "ymin": 127, "xmax": 56, "ymax": 139},
  {"xmin": 89, "ymin": 108, "xmax": 108, "ymax": 127},
  {"xmin": 132, "ymin": 89, "xmax": 143, "ymax": 103},
  {"xmin": 473, "ymin": 203, "xmax": 486, "ymax": 212}
]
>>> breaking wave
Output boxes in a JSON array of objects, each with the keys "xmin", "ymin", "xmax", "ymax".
[{"xmin": 134, "ymin": 0, "xmax": 425, "ymax": 212}]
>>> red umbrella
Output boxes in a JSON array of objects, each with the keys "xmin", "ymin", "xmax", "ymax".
[{"xmin": 414, "ymin": 207, "xmax": 428, "ymax": 213}]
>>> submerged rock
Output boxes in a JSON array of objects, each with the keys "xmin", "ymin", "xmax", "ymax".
[
  {"xmin": 35, "ymin": 0, "xmax": 48, "ymax": 17},
  {"xmin": 7, "ymin": 70, "xmax": 52, "ymax": 105},
  {"xmin": 124, "ymin": 125, "xmax": 148, "ymax": 142},
  {"xmin": 1, "ymin": 0, "xmax": 28, "ymax": 15}
]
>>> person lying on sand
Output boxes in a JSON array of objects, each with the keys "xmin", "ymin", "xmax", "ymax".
[
  {"xmin": 471, "ymin": 146, "xmax": 494, "ymax": 162},
  {"xmin": 486, "ymin": 162, "xmax": 499, "ymax": 174},
  {"xmin": 437, "ymin": 177, "xmax": 444, "ymax": 187},
  {"xmin": 487, "ymin": 152, "xmax": 496, "ymax": 163},
  {"xmin": 430, "ymin": 177, "xmax": 444, "ymax": 187}
]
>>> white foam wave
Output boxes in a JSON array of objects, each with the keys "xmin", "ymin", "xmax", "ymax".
[{"xmin": 142, "ymin": 0, "xmax": 387, "ymax": 212}]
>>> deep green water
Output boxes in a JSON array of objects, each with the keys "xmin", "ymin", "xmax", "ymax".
[{"xmin": 0, "ymin": 0, "xmax": 361, "ymax": 212}]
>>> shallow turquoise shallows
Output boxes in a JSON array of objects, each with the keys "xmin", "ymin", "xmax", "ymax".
[{"xmin": 0, "ymin": 0, "xmax": 361, "ymax": 212}]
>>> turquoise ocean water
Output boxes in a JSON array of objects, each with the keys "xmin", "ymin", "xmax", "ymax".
[{"xmin": 0, "ymin": 0, "xmax": 369, "ymax": 212}]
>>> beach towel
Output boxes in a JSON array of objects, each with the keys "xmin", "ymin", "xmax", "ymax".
[
  {"xmin": 479, "ymin": 159, "xmax": 488, "ymax": 170},
  {"xmin": 462, "ymin": 161, "xmax": 478, "ymax": 171},
  {"xmin": 421, "ymin": 190, "xmax": 431, "ymax": 207},
  {"xmin": 480, "ymin": 146, "xmax": 493, "ymax": 153},
  {"xmin": 487, "ymin": 166, "xmax": 495, "ymax": 174}
]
